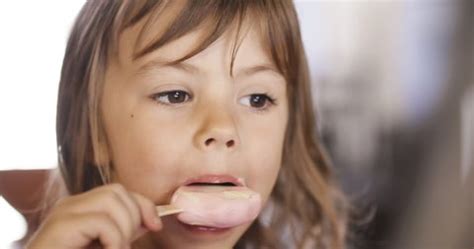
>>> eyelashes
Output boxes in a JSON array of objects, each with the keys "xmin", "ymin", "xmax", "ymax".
[
  {"xmin": 238, "ymin": 94, "xmax": 276, "ymax": 111},
  {"xmin": 150, "ymin": 90, "xmax": 277, "ymax": 112},
  {"xmin": 152, "ymin": 90, "xmax": 192, "ymax": 105}
]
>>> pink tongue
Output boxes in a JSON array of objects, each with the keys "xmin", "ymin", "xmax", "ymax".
[{"xmin": 170, "ymin": 186, "xmax": 262, "ymax": 228}]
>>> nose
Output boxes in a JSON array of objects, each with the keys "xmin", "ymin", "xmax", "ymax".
[{"xmin": 193, "ymin": 107, "xmax": 239, "ymax": 151}]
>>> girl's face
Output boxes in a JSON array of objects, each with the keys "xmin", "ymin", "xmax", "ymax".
[{"xmin": 101, "ymin": 21, "xmax": 288, "ymax": 248}]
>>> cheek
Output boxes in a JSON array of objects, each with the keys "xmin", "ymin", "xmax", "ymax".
[
  {"xmin": 242, "ymin": 115, "xmax": 287, "ymax": 202},
  {"xmin": 107, "ymin": 112, "xmax": 191, "ymax": 201},
  {"xmin": 248, "ymin": 143, "xmax": 283, "ymax": 202}
]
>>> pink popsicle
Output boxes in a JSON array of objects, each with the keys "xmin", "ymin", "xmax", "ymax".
[{"xmin": 170, "ymin": 186, "xmax": 262, "ymax": 228}]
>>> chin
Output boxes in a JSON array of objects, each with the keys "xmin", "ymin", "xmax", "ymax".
[{"xmin": 143, "ymin": 216, "xmax": 252, "ymax": 249}]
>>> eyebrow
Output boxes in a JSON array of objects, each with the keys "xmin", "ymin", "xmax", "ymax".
[
  {"xmin": 136, "ymin": 59, "xmax": 283, "ymax": 79},
  {"xmin": 236, "ymin": 64, "xmax": 282, "ymax": 78},
  {"xmin": 136, "ymin": 60, "xmax": 200, "ymax": 75}
]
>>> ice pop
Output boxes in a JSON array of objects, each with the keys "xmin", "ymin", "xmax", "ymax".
[{"xmin": 168, "ymin": 186, "xmax": 262, "ymax": 228}]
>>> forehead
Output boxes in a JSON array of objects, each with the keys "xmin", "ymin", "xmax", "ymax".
[
  {"xmin": 123, "ymin": 29, "xmax": 274, "ymax": 76},
  {"xmin": 110, "ymin": 2, "xmax": 278, "ymax": 77}
]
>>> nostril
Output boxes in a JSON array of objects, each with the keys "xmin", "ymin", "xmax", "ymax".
[
  {"xmin": 203, "ymin": 138, "xmax": 235, "ymax": 148},
  {"xmin": 205, "ymin": 138, "xmax": 215, "ymax": 146}
]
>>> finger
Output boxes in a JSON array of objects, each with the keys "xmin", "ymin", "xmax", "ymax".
[
  {"xmin": 69, "ymin": 186, "xmax": 137, "ymax": 243},
  {"xmin": 107, "ymin": 184, "xmax": 142, "ymax": 230},
  {"xmin": 98, "ymin": 187, "xmax": 138, "ymax": 242},
  {"xmin": 131, "ymin": 192, "xmax": 162, "ymax": 231},
  {"xmin": 70, "ymin": 212, "xmax": 125, "ymax": 249},
  {"xmin": 115, "ymin": 185, "xmax": 141, "ymax": 227}
]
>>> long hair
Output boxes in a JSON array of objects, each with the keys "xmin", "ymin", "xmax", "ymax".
[{"xmin": 53, "ymin": 1, "xmax": 347, "ymax": 248}]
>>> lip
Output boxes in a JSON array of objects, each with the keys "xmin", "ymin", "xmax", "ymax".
[
  {"xmin": 177, "ymin": 220, "xmax": 233, "ymax": 235},
  {"xmin": 182, "ymin": 174, "xmax": 245, "ymax": 186}
]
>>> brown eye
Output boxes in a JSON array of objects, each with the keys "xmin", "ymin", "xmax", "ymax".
[
  {"xmin": 249, "ymin": 94, "xmax": 266, "ymax": 108},
  {"xmin": 154, "ymin": 90, "xmax": 191, "ymax": 104},
  {"xmin": 239, "ymin": 94, "xmax": 275, "ymax": 110}
]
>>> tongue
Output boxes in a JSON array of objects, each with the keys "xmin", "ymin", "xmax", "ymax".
[{"xmin": 170, "ymin": 185, "xmax": 262, "ymax": 228}]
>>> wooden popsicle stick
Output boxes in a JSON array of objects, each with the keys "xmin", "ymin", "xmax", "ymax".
[{"xmin": 156, "ymin": 204, "xmax": 183, "ymax": 217}]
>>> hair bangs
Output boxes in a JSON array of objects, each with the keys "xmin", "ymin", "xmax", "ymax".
[{"xmin": 110, "ymin": 0, "xmax": 297, "ymax": 78}]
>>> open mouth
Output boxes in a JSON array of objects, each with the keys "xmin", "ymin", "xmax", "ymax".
[
  {"xmin": 170, "ymin": 174, "xmax": 260, "ymax": 232},
  {"xmin": 187, "ymin": 182, "xmax": 237, "ymax": 187},
  {"xmin": 182, "ymin": 174, "xmax": 244, "ymax": 187}
]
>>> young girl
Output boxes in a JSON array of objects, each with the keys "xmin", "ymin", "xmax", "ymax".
[{"xmin": 26, "ymin": 1, "xmax": 347, "ymax": 248}]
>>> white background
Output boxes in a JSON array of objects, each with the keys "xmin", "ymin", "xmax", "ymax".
[
  {"xmin": 0, "ymin": 1, "xmax": 85, "ymax": 170},
  {"xmin": 0, "ymin": 1, "xmax": 85, "ymax": 247}
]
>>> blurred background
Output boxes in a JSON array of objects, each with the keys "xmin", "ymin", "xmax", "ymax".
[{"xmin": 0, "ymin": 0, "xmax": 472, "ymax": 248}]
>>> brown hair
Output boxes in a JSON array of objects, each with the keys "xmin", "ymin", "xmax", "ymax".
[{"xmin": 53, "ymin": 0, "xmax": 347, "ymax": 248}]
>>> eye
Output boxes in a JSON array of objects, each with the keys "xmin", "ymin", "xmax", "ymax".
[
  {"xmin": 152, "ymin": 90, "xmax": 191, "ymax": 105},
  {"xmin": 239, "ymin": 94, "xmax": 276, "ymax": 110}
]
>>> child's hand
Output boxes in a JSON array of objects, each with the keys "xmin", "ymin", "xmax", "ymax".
[{"xmin": 26, "ymin": 183, "xmax": 162, "ymax": 249}]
